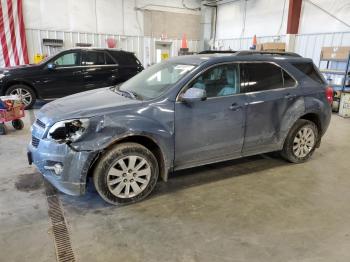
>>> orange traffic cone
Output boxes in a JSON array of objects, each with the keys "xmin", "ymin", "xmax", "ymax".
[{"xmin": 181, "ymin": 34, "xmax": 188, "ymax": 49}]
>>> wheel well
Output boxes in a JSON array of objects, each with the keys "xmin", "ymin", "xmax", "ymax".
[
  {"xmin": 2, "ymin": 81, "xmax": 38, "ymax": 97},
  {"xmin": 87, "ymin": 135, "xmax": 167, "ymax": 182},
  {"xmin": 299, "ymin": 113, "xmax": 322, "ymax": 133}
]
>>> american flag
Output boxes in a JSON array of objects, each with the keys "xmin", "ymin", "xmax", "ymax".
[{"xmin": 0, "ymin": 0, "xmax": 29, "ymax": 67}]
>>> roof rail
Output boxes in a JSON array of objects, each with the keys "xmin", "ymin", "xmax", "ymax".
[
  {"xmin": 235, "ymin": 50, "xmax": 301, "ymax": 57},
  {"xmin": 198, "ymin": 50, "xmax": 237, "ymax": 54}
]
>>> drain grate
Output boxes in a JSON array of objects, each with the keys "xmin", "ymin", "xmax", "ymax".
[{"xmin": 45, "ymin": 181, "xmax": 76, "ymax": 262}]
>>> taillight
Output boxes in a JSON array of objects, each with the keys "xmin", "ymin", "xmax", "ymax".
[{"xmin": 325, "ymin": 86, "xmax": 333, "ymax": 105}]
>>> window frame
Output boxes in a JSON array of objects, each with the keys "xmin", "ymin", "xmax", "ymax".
[
  {"xmin": 51, "ymin": 50, "xmax": 81, "ymax": 68},
  {"xmin": 240, "ymin": 61, "xmax": 298, "ymax": 94},
  {"xmin": 176, "ymin": 62, "xmax": 243, "ymax": 101}
]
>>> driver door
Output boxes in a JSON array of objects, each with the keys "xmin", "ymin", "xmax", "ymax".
[
  {"xmin": 37, "ymin": 50, "xmax": 84, "ymax": 98},
  {"xmin": 174, "ymin": 63, "xmax": 246, "ymax": 169}
]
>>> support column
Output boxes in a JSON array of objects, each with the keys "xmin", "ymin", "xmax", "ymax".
[{"xmin": 286, "ymin": 0, "xmax": 302, "ymax": 52}]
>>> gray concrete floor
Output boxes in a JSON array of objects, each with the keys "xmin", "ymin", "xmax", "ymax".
[{"xmin": 0, "ymin": 107, "xmax": 350, "ymax": 262}]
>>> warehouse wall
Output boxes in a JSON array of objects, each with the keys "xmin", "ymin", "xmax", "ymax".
[
  {"xmin": 216, "ymin": 0, "xmax": 350, "ymax": 39},
  {"xmin": 23, "ymin": 0, "xmax": 200, "ymax": 37}
]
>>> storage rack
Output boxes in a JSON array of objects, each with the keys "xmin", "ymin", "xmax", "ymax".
[{"xmin": 319, "ymin": 47, "xmax": 350, "ymax": 93}]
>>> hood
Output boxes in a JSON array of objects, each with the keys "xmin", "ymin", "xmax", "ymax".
[
  {"xmin": 0, "ymin": 64, "xmax": 40, "ymax": 74},
  {"xmin": 37, "ymin": 87, "xmax": 143, "ymax": 124}
]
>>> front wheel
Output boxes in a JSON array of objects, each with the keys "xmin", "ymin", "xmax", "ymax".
[
  {"xmin": 93, "ymin": 143, "xmax": 159, "ymax": 205},
  {"xmin": 281, "ymin": 119, "xmax": 318, "ymax": 163},
  {"xmin": 6, "ymin": 85, "xmax": 36, "ymax": 109}
]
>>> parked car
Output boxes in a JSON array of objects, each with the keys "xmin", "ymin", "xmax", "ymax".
[
  {"xmin": 28, "ymin": 51, "xmax": 332, "ymax": 205},
  {"xmin": 0, "ymin": 48, "xmax": 143, "ymax": 109}
]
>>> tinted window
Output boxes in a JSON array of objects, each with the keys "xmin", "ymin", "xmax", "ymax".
[
  {"xmin": 111, "ymin": 51, "xmax": 138, "ymax": 66},
  {"xmin": 242, "ymin": 63, "xmax": 283, "ymax": 92},
  {"xmin": 189, "ymin": 64, "xmax": 240, "ymax": 98},
  {"xmin": 292, "ymin": 62, "xmax": 325, "ymax": 84},
  {"xmin": 53, "ymin": 52, "xmax": 80, "ymax": 66},
  {"xmin": 83, "ymin": 51, "xmax": 105, "ymax": 65},
  {"xmin": 105, "ymin": 53, "xmax": 115, "ymax": 65},
  {"xmin": 283, "ymin": 70, "xmax": 297, "ymax": 88}
]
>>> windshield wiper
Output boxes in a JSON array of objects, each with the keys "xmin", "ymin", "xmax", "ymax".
[{"xmin": 112, "ymin": 86, "xmax": 142, "ymax": 100}]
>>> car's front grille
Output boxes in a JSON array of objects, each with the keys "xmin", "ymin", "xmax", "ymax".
[
  {"xmin": 32, "ymin": 135, "xmax": 40, "ymax": 148},
  {"xmin": 35, "ymin": 119, "xmax": 46, "ymax": 129}
]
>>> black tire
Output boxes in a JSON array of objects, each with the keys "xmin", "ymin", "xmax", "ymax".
[
  {"xmin": 0, "ymin": 123, "xmax": 6, "ymax": 135},
  {"xmin": 93, "ymin": 142, "xmax": 159, "ymax": 205},
  {"xmin": 281, "ymin": 119, "xmax": 319, "ymax": 163},
  {"xmin": 12, "ymin": 119, "xmax": 24, "ymax": 130},
  {"xmin": 5, "ymin": 84, "xmax": 36, "ymax": 109}
]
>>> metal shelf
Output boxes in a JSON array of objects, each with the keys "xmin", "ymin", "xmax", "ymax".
[{"xmin": 320, "ymin": 69, "xmax": 347, "ymax": 75}]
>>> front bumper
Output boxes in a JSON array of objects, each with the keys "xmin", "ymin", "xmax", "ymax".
[{"xmin": 28, "ymin": 127, "xmax": 98, "ymax": 196}]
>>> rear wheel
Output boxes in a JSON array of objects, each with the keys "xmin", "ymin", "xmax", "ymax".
[
  {"xmin": 12, "ymin": 119, "xmax": 24, "ymax": 130},
  {"xmin": 6, "ymin": 84, "xmax": 36, "ymax": 109},
  {"xmin": 281, "ymin": 119, "xmax": 318, "ymax": 163},
  {"xmin": 0, "ymin": 123, "xmax": 6, "ymax": 135},
  {"xmin": 93, "ymin": 143, "xmax": 159, "ymax": 205}
]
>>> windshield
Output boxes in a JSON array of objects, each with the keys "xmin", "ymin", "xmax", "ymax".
[{"xmin": 119, "ymin": 62, "xmax": 196, "ymax": 100}]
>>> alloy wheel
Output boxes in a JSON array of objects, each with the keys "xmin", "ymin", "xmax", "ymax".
[
  {"xmin": 10, "ymin": 88, "xmax": 32, "ymax": 107},
  {"xmin": 107, "ymin": 155, "xmax": 151, "ymax": 198},
  {"xmin": 292, "ymin": 126, "xmax": 315, "ymax": 158}
]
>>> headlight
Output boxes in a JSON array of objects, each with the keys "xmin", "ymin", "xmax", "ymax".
[{"xmin": 47, "ymin": 119, "xmax": 89, "ymax": 142}]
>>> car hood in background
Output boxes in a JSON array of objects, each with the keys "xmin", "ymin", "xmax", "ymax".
[
  {"xmin": 0, "ymin": 64, "xmax": 40, "ymax": 74},
  {"xmin": 37, "ymin": 87, "xmax": 143, "ymax": 124}
]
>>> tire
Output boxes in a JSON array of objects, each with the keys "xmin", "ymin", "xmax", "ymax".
[
  {"xmin": 0, "ymin": 123, "xmax": 6, "ymax": 135},
  {"xmin": 93, "ymin": 142, "xmax": 159, "ymax": 205},
  {"xmin": 281, "ymin": 119, "xmax": 319, "ymax": 163},
  {"xmin": 5, "ymin": 84, "xmax": 36, "ymax": 109},
  {"xmin": 12, "ymin": 119, "xmax": 24, "ymax": 130}
]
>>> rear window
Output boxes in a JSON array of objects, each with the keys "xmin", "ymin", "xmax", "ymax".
[
  {"xmin": 110, "ymin": 51, "xmax": 139, "ymax": 66},
  {"xmin": 292, "ymin": 62, "xmax": 325, "ymax": 84}
]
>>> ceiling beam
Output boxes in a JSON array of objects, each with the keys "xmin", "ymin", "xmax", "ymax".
[{"xmin": 287, "ymin": 0, "xmax": 302, "ymax": 34}]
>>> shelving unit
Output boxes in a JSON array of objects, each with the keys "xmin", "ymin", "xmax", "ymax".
[
  {"xmin": 319, "ymin": 47, "xmax": 350, "ymax": 92},
  {"xmin": 319, "ymin": 47, "xmax": 350, "ymax": 111}
]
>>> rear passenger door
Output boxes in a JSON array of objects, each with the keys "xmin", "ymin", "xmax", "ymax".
[
  {"xmin": 81, "ymin": 50, "xmax": 119, "ymax": 90},
  {"xmin": 241, "ymin": 62, "xmax": 299, "ymax": 154}
]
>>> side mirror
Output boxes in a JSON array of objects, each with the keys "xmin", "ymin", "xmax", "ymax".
[
  {"xmin": 180, "ymin": 87, "xmax": 207, "ymax": 104},
  {"xmin": 47, "ymin": 63, "xmax": 56, "ymax": 70}
]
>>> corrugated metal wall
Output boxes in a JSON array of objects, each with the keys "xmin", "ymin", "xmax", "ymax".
[
  {"xmin": 215, "ymin": 32, "xmax": 350, "ymax": 66},
  {"xmin": 25, "ymin": 29, "xmax": 200, "ymax": 66}
]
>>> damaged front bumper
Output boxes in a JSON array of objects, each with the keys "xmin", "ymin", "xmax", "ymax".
[{"xmin": 28, "ymin": 123, "xmax": 98, "ymax": 196}]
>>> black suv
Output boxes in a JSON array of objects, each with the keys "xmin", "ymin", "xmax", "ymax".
[{"xmin": 0, "ymin": 48, "xmax": 143, "ymax": 108}]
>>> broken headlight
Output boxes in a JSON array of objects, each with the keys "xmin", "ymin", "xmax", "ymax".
[{"xmin": 47, "ymin": 119, "xmax": 89, "ymax": 142}]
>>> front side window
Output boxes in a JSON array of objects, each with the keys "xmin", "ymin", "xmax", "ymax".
[
  {"xmin": 188, "ymin": 64, "xmax": 240, "ymax": 98},
  {"xmin": 119, "ymin": 62, "xmax": 195, "ymax": 99},
  {"xmin": 53, "ymin": 52, "xmax": 80, "ymax": 67},
  {"xmin": 83, "ymin": 51, "xmax": 106, "ymax": 65},
  {"xmin": 242, "ymin": 63, "xmax": 284, "ymax": 92}
]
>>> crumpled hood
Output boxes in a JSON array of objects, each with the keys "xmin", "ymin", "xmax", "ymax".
[{"xmin": 37, "ymin": 87, "xmax": 142, "ymax": 124}]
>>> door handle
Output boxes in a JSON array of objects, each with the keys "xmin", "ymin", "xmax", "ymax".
[
  {"xmin": 229, "ymin": 103, "xmax": 242, "ymax": 111},
  {"xmin": 284, "ymin": 93, "xmax": 297, "ymax": 100}
]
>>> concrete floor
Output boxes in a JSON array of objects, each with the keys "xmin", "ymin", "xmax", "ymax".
[{"xmin": 0, "ymin": 106, "xmax": 350, "ymax": 262}]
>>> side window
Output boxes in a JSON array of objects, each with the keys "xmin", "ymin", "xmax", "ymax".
[
  {"xmin": 83, "ymin": 51, "xmax": 106, "ymax": 66},
  {"xmin": 105, "ymin": 53, "xmax": 116, "ymax": 65},
  {"xmin": 242, "ymin": 63, "xmax": 283, "ymax": 92},
  {"xmin": 189, "ymin": 64, "xmax": 240, "ymax": 98},
  {"xmin": 292, "ymin": 62, "xmax": 325, "ymax": 84},
  {"xmin": 114, "ymin": 52, "xmax": 138, "ymax": 66},
  {"xmin": 283, "ymin": 70, "xmax": 297, "ymax": 88},
  {"xmin": 53, "ymin": 52, "xmax": 80, "ymax": 67}
]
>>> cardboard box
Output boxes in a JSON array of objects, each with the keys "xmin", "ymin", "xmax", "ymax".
[
  {"xmin": 321, "ymin": 46, "xmax": 350, "ymax": 60},
  {"xmin": 339, "ymin": 92, "xmax": 350, "ymax": 118},
  {"xmin": 256, "ymin": 42, "xmax": 285, "ymax": 51}
]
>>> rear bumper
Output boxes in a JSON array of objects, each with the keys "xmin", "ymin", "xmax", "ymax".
[{"xmin": 28, "ymin": 139, "xmax": 97, "ymax": 196}]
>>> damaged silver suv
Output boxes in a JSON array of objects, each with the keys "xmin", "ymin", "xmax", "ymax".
[{"xmin": 28, "ymin": 51, "xmax": 332, "ymax": 205}]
